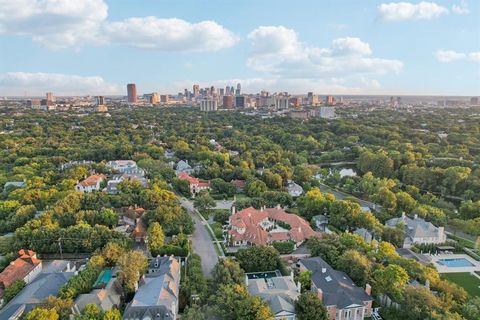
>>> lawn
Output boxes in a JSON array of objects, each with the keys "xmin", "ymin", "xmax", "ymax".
[{"xmin": 441, "ymin": 272, "xmax": 480, "ymax": 297}]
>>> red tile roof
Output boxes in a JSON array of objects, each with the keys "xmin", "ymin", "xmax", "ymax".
[
  {"xmin": 229, "ymin": 207, "xmax": 322, "ymax": 246},
  {"xmin": 176, "ymin": 172, "xmax": 200, "ymax": 184},
  {"xmin": 0, "ymin": 250, "xmax": 41, "ymax": 289},
  {"xmin": 78, "ymin": 174, "xmax": 106, "ymax": 187}
]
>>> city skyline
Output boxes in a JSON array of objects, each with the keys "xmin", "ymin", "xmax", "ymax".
[{"xmin": 0, "ymin": 0, "xmax": 479, "ymax": 96}]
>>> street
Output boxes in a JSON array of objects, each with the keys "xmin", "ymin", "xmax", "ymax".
[{"xmin": 180, "ymin": 198, "xmax": 219, "ymax": 278}]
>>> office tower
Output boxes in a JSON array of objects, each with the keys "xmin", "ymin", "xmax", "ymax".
[
  {"xmin": 193, "ymin": 84, "xmax": 200, "ymax": 97},
  {"xmin": 160, "ymin": 95, "xmax": 169, "ymax": 103},
  {"xmin": 223, "ymin": 95, "xmax": 233, "ymax": 109},
  {"xmin": 235, "ymin": 95, "xmax": 246, "ymax": 108},
  {"xmin": 235, "ymin": 83, "xmax": 241, "ymax": 95},
  {"xmin": 184, "ymin": 88, "xmax": 188, "ymax": 98},
  {"xmin": 274, "ymin": 96, "xmax": 289, "ymax": 110},
  {"xmin": 95, "ymin": 96, "xmax": 105, "ymax": 105},
  {"xmin": 326, "ymin": 95, "xmax": 335, "ymax": 106},
  {"xmin": 319, "ymin": 106, "xmax": 335, "ymax": 119},
  {"xmin": 46, "ymin": 92, "xmax": 55, "ymax": 102},
  {"xmin": 199, "ymin": 99, "xmax": 218, "ymax": 112},
  {"xmin": 127, "ymin": 84, "xmax": 137, "ymax": 103},
  {"xmin": 219, "ymin": 88, "xmax": 225, "ymax": 96},
  {"xmin": 290, "ymin": 97, "xmax": 302, "ymax": 108}
]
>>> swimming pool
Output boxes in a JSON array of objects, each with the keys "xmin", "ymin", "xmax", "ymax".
[
  {"xmin": 437, "ymin": 258, "xmax": 475, "ymax": 267},
  {"xmin": 246, "ymin": 270, "xmax": 282, "ymax": 280},
  {"xmin": 93, "ymin": 269, "xmax": 113, "ymax": 288}
]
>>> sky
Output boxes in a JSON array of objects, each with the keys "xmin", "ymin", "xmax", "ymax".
[{"xmin": 0, "ymin": 0, "xmax": 479, "ymax": 96}]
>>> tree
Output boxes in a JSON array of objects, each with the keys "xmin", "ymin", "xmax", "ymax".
[
  {"xmin": 337, "ymin": 250, "xmax": 372, "ymax": 286},
  {"xmin": 193, "ymin": 193, "xmax": 216, "ymax": 212},
  {"xmin": 358, "ymin": 150, "xmax": 394, "ymax": 178},
  {"xmin": 101, "ymin": 242, "xmax": 126, "ymax": 266},
  {"xmin": 382, "ymin": 227, "xmax": 405, "ymax": 248},
  {"xmin": 297, "ymin": 270, "xmax": 312, "ymax": 292},
  {"xmin": 118, "ymin": 251, "xmax": 148, "ymax": 292},
  {"xmin": 373, "ymin": 264, "xmax": 409, "ymax": 300},
  {"xmin": 209, "ymin": 284, "xmax": 273, "ymax": 320},
  {"xmin": 42, "ymin": 295, "xmax": 73, "ymax": 319},
  {"xmin": 462, "ymin": 297, "xmax": 480, "ymax": 320},
  {"xmin": 172, "ymin": 178, "xmax": 191, "ymax": 197},
  {"xmin": 295, "ymin": 292, "xmax": 328, "ymax": 320},
  {"xmin": 103, "ymin": 309, "xmax": 122, "ymax": 320},
  {"xmin": 236, "ymin": 246, "xmax": 280, "ymax": 272},
  {"xmin": 211, "ymin": 258, "xmax": 245, "ymax": 290},
  {"xmin": 25, "ymin": 308, "xmax": 59, "ymax": 320},
  {"xmin": 245, "ymin": 179, "xmax": 267, "ymax": 197},
  {"xmin": 3, "ymin": 279, "xmax": 25, "ymax": 303},
  {"xmin": 395, "ymin": 192, "xmax": 417, "ymax": 213},
  {"xmin": 147, "ymin": 222, "xmax": 165, "ymax": 255}
]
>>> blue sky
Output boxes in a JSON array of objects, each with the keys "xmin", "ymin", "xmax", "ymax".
[{"xmin": 0, "ymin": 0, "xmax": 479, "ymax": 96}]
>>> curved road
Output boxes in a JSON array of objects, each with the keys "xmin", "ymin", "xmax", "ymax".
[{"xmin": 180, "ymin": 198, "xmax": 219, "ymax": 278}]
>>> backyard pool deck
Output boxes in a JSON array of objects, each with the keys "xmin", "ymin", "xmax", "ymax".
[{"xmin": 430, "ymin": 254, "xmax": 480, "ymax": 273}]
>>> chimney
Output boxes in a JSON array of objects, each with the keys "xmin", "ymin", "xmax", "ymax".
[
  {"xmin": 290, "ymin": 271, "xmax": 294, "ymax": 281},
  {"xmin": 276, "ymin": 204, "xmax": 281, "ymax": 209},
  {"xmin": 317, "ymin": 288, "xmax": 323, "ymax": 300},
  {"xmin": 365, "ymin": 283, "xmax": 372, "ymax": 295},
  {"xmin": 245, "ymin": 275, "xmax": 249, "ymax": 286}
]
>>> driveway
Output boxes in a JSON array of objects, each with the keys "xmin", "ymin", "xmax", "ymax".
[{"xmin": 180, "ymin": 198, "xmax": 219, "ymax": 278}]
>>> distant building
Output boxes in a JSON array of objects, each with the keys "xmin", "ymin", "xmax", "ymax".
[
  {"xmin": 286, "ymin": 180, "xmax": 304, "ymax": 197},
  {"xmin": 235, "ymin": 95, "xmax": 246, "ymax": 108},
  {"xmin": 106, "ymin": 160, "xmax": 144, "ymax": 176},
  {"xmin": 223, "ymin": 95, "xmax": 233, "ymax": 109},
  {"xmin": 299, "ymin": 257, "xmax": 373, "ymax": 320},
  {"xmin": 46, "ymin": 92, "xmax": 55, "ymax": 103},
  {"xmin": 318, "ymin": 107, "xmax": 335, "ymax": 119},
  {"xmin": 104, "ymin": 173, "xmax": 148, "ymax": 194},
  {"xmin": 193, "ymin": 84, "xmax": 200, "ymax": 97},
  {"xmin": 199, "ymin": 99, "xmax": 218, "ymax": 112},
  {"xmin": 3, "ymin": 181, "xmax": 26, "ymax": 191},
  {"xmin": 247, "ymin": 273, "xmax": 300, "ymax": 320},
  {"xmin": 274, "ymin": 96, "xmax": 289, "ymax": 110},
  {"xmin": 175, "ymin": 160, "xmax": 194, "ymax": 175},
  {"xmin": 325, "ymin": 96, "xmax": 336, "ymax": 106},
  {"xmin": 312, "ymin": 215, "xmax": 329, "ymax": 232},
  {"xmin": 75, "ymin": 174, "xmax": 106, "ymax": 193},
  {"xmin": 160, "ymin": 95, "xmax": 169, "ymax": 104},
  {"xmin": 471, "ymin": 97, "xmax": 479, "ymax": 105},
  {"xmin": 123, "ymin": 256, "xmax": 180, "ymax": 320},
  {"xmin": 385, "ymin": 213, "xmax": 446, "ymax": 248},
  {"xmin": 176, "ymin": 172, "xmax": 210, "ymax": 195},
  {"xmin": 354, "ymin": 228, "xmax": 373, "ymax": 244},
  {"xmin": 96, "ymin": 96, "xmax": 105, "ymax": 105},
  {"xmin": 27, "ymin": 99, "xmax": 41, "ymax": 109},
  {"xmin": 127, "ymin": 83, "xmax": 137, "ymax": 103},
  {"xmin": 228, "ymin": 206, "xmax": 321, "ymax": 247}
]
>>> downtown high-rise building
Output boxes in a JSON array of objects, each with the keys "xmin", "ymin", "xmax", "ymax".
[
  {"xmin": 127, "ymin": 83, "xmax": 137, "ymax": 103},
  {"xmin": 46, "ymin": 92, "xmax": 55, "ymax": 102},
  {"xmin": 193, "ymin": 84, "xmax": 200, "ymax": 97}
]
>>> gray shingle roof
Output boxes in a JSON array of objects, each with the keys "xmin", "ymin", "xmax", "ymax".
[
  {"xmin": 0, "ymin": 272, "xmax": 74, "ymax": 319},
  {"xmin": 300, "ymin": 257, "xmax": 373, "ymax": 309}
]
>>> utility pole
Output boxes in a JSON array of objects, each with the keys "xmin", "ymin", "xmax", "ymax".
[{"xmin": 58, "ymin": 237, "xmax": 63, "ymax": 259}]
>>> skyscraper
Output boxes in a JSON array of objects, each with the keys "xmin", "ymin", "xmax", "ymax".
[
  {"xmin": 223, "ymin": 95, "xmax": 233, "ymax": 109},
  {"xmin": 46, "ymin": 92, "xmax": 55, "ymax": 102},
  {"xmin": 235, "ymin": 83, "xmax": 241, "ymax": 95},
  {"xmin": 193, "ymin": 84, "xmax": 200, "ymax": 97},
  {"xmin": 127, "ymin": 84, "xmax": 137, "ymax": 103}
]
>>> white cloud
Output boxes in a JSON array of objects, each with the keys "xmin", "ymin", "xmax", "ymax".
[
  {"xmin": 378, "ymin": 2, "xmax": 449, "ymax": 21},
  {"xmin": 435, "ymin": 50, "xmax": 480, "ymax": 62},
  {"xmin": 0, "ymin": 0, "xmax": 238, "ymax": 51},
  {"xmin": 246, "ymin": 26, "xmax": 403, "ymax": 80},
  {"xmin": 0, "ymin": 0, "xmax": 107, "ymax": 49},
  {"xmin": 0, "ymin": 72, "xmax": 121, "ymax": 95},
  {"xmin": 452, "ymin": 1, "xmax": 470, "ymax": 15},
  {"xmin": 102, "ymin": 17, "xmax": 238, "ymax": 51}
]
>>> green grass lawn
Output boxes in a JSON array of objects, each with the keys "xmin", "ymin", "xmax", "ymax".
[{"xmin": 441, "ymin": 272, "xmax": 480, "ymax": 297}]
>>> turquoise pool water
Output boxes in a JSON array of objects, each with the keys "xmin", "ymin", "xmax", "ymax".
[
  {"xmin": 246, "ymin": 270, "xmax": 282, "ymax": 280},
  {"xmin": 437, "ymin": 258, "xmax": 474, "ymax": 267},
  {"xmin": 94, "ymin": 269, "xmax": 113, "ymax": 288}
]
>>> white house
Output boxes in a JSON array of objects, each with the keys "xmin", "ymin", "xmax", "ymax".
[{"xmin": 75, "ymin": 174, "xmax": 106, "ymax": 193}]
